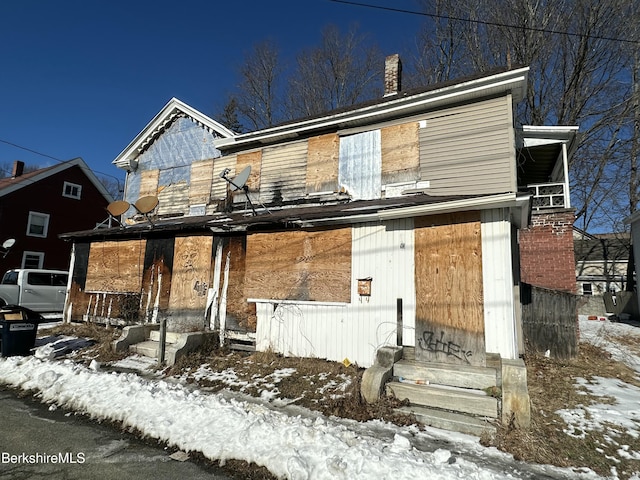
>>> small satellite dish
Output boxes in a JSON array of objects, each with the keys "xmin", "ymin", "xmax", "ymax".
[
  {"xmin": 134, "ymin": 195, "xmax": 159, "ymax": 214},
  {"xmin": 107, "ymin": 200, "xmax": 131, "ymax": 217},
  {"xmin": 2, "ymin": 239, "xmax": 15, "ymax": 250},
  {"xmin": 230, "ymin": 166, "xmax": 251, "ymax": 191}
]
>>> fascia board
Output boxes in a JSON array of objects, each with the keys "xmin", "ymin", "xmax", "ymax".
[
  {"xmin": 113, "ymin": 98, "xmax": 237, "ymax": 170},
  {"xmin": 294, "ymin": 193, "xmax": 524, "ymax": 227},
  {"xmin": 216, "ymin": 67, "xmax": 529, "ymax": 150}
]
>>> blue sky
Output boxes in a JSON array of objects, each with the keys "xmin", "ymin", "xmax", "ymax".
[{"xmin": 0, "ymin": 0, "xmax": 424, "ymax": 190}]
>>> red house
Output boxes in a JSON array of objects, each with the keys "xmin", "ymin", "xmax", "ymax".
[{"xmin": 0, "ymin": 158, "xmax": 114, "ymax": 273}]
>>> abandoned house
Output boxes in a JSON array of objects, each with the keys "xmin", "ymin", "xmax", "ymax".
[{"xmin": 60, "ymin": 57, "xmax": 579, "ymax": 433}]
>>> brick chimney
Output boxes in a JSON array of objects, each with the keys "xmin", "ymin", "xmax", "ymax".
[
  {"xmin": 12, "ymin": 160, "xmax": 24, "ymax": 178},
  {"xmin": 384, "ymin": 54, "xmax": 402, "ymax": 96}
]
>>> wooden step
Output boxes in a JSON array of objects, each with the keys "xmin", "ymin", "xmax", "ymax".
[
  {"xmin": 397, "ymin": 405, "xmax": 497, "ymax": 437},
  {"xmin": 387, "ymin": 382, "xmax": 498, "ymax": 418},
  {"xmin": 393, "ymin": 359, "xmax": 498, "ymax": 390}
]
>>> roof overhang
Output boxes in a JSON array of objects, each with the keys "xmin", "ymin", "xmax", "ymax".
[
  {"xmin": 215, "ymin": 67, "xmax": 530, "ymax": 151},
  {"xmin": 112, "ymin": 97, "xmax": 237, "ymax": 171}
]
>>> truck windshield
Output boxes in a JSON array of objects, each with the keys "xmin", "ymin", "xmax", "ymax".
[{"xmin": 1, "ymin": 271, "xmax": 18, "ymax": 285}]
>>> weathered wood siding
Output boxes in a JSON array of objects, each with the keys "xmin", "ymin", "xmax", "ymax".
[
  {"xmin": 189, "ymin": 159, "xmax": 214, "ymax": 205},
  {"xmin": 414, "ymin": 212, "xmax": 485, "ymax": 366},
  {"xmin": 521, "ymin": 284, "xmax": 578, "ymax": 359},
  {"xmin": 419, "ymin": 96, "xmax": 516, "ymax": 195},
  {"xmin": 259, "ymin": 141, "xmax": 307, "ymax": 204},
  {"xmin": 245, "ymin": 228, "xmax": 352, "ymax": 303},
  {"xmin": 140, "ymin": 237, "xmax": 174, "ymax": 323}
]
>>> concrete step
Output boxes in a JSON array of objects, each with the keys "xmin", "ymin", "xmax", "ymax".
[
  {"xmin": 129, "ymin": 340, "xmax": 177, "ymax": 358},
  {"xmin": 393, "ymin": 359, "xmax": 498, "ymax": 390},
  {"xmin": 387, "ymin": 382, "xmax": 498, "ymax": 418},
  {"xmin": 397, "ymin": 405, "xmax": 497, "ymax": 437},
  {"xmin": 149, "ymin": 330, "xmax": 181, "ymax": 344}
]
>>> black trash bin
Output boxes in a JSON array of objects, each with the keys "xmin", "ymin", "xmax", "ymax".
[{"xmin": 0, "ymin": 305, "xmax": 41, "ymax": 357}]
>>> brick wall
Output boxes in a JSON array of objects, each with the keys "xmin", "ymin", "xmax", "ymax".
[{"xmin": 519, "ymin": 209, "xmax": 576, "ymax": 293}]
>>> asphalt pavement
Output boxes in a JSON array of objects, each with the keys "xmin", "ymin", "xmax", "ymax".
[{"xmin": 0, "ymin": 387, "xmax": 233, "ymax": 480}]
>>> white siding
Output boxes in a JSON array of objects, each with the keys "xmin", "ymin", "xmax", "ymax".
[
  {"xmin": 254, "ymin": 218, "xmax": 415, "ymax": 368},
  {"xmin": 481, "ymin": 208, "xmax": 518, "ymax": 359},
  {"xmin": 259, "ymin": 141, "xmax": 307, "ymax": 204}
]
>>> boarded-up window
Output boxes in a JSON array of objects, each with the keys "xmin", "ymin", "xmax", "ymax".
[
  {"xmin": 260, "ymin": 142, "xmax": 307, "ymax": 204},
  {"xmin": 338, "ymin": 131, "xmax": 381, "ymax": 200},
  {"xmin": 245, "ymin": 228, "xmax": 352, "ymax": 303},
  {"xmin": 381, "ymin": 122, "xmax": 419, "ymax": 184},
  {"xmin": 306, "ymin": 133, "xmax": 339, "ymax": 193},
  {"xmin": 86, "ymin": 240, "xmax": 146, "ymax": 293}
]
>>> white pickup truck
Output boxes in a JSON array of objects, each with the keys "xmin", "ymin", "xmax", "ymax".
[{"xmin": 0, "ymin": 269, "xmax": 68, "ymax": 313}]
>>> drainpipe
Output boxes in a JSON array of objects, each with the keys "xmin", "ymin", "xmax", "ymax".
[{"xmin": 562, "ymin": 143, "xmax": 571, "ymax": 208}]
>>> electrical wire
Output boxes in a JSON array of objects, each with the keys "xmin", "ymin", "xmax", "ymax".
[{"xmin": 329, "ymin": 0, "xmax": 640, "ymax": 45}]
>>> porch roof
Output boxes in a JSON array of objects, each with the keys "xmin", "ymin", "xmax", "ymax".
[{"xmin": 60, "ymin": 191, "xmax": 528, "ymax": 241}]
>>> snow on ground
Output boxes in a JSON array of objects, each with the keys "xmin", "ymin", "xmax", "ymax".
[{"xmin": 0, "ymin": 319, "xmax": 638, "ymax": 479}]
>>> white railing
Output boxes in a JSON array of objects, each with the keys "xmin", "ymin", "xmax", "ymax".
[{"xmin": 527, "ymin": 183, "xmax": 568, "ymax": 210}]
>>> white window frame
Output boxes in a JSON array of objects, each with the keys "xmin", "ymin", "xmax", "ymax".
[
  {"xmin": 63, "ymin": 181, "xmax": 82, "ymax": 199},
  {"xmin": 26, "ymin": 211, "xmax": 50, "ymax": 238},
  {"xmin": 582, "ymin": 283, "xmax": 593, "ymax": 296},
  {"xmin": 22, "ymin": 251, "xmax": 44, "ymax": 269}
]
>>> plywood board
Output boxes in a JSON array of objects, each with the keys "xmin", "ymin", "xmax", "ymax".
[
  {"xmin": 139, "ymin": 169, "xmax": 160, "ymax": 197},
  {"xmin": 168, "ymin": 235, "xmax": 213, "ymax": 313},
  {"xmin": 220, "ymin": 236, "xmax": 256, "ymax": 332},
  {"xmin": 306, "ymin": 133, "xmax": 339, "ymax": 193},
  {"xmin": 236, "ymin": 151, "xmax": 262, "ymax": 191},
  {"xmin": 190, "ymin": 159, "xmax": 214, "ymax": 204},
  {"xmin": 245, "ymin": 228, "xmax": 351, "ymax": 303},
  {"xmin": 381, "ymin": 122, "xmax": 419, "ymax": 184},
  {"xmin": 414, "ymin": 212, "xmax": 485, "ymax": 365},
  {"xmin": 85, "ymin": 240, "xmax": 146, "ymax": 293}
]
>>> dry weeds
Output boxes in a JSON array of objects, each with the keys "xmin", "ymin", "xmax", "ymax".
[{"xmin": 38, "ymin": 322, "xmax": 640, "ymax": 479}]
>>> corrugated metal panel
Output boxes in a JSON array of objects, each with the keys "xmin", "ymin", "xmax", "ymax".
[
  {"xmin": 339, "ymin": 131, "xmax": 381, "ymax": 200},
  {"xmin": 254, "ymin": 219, "xmax": 415, "ymax": 368},
  {"xmin": 259, "ymin": 141, "xmax": 307, "ymax": 204},
  {"xmin": 481, "ymin": 208, "xmax": 518, "ymax": 359},
  {"xmin": 419, "ymin": 96, "xmax": 515, "ymax": 195}
]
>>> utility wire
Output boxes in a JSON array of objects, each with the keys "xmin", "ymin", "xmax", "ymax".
[
  {"xmin": 0, "ymin": 137, "xmax": 123, "ymax": 185},
  {"xmin": 329, "ymin": 0, "xmax": 640, "ymax": 45}
]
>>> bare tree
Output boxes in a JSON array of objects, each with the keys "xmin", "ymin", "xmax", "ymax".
[
  {"xmin": 285, "ymin": 25, "xmax": 383, "ymax": 119},
  {"xmin": 226, "ymin": 40, "xmax": 286, "ymax": 131},
  {"xmin": 415, "ymin": 0, "xmax": 634, "ymax": 232}
]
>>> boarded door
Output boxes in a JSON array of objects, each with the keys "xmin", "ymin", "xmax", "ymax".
[
  {"xmin": 414, "ymin": 212, "xmax": 485, "ymax": 366},
  {"xmin": 168, "ymin": 235, "xmax": 213, "ymax": 331}
]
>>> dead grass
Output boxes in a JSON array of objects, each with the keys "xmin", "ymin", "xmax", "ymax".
[
  {"xmin": 35, "ymin": 322, "xmax": 640, "ymax": 479},
  {"xmin": 493, "ymin": 343, "xmax": 640, "ymax": 479}
]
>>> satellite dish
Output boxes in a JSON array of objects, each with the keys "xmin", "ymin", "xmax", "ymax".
[
  {"xmin": 134, "ymin": 196, "xmax": 159, "ymax": 214},
  {"xmin": 107, "ymin": 200, "xmax": 131, "ymax": 217},
  {"xmin": 230, "ymin": 166, "xmax": 251, "ymax": 191},
  {"xmin": 2, "ymin": 239, "xmax": 15, "ymax": 249}
]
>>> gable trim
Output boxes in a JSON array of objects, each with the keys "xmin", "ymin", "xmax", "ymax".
[{"xmin": 113, "ymin": 98, "xmax": 237, "ymax": 171}]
